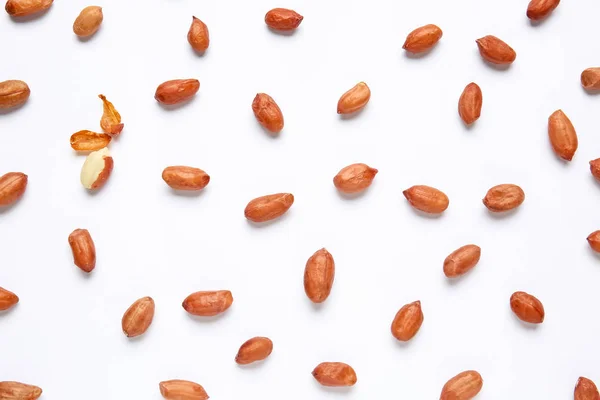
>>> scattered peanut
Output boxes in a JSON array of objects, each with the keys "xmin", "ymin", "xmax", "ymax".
[
  {"xmin": 548, "ymin": 109, "xmax": 578, "ymax": 161},
  {"xmin": 162, "ymin": 166, "xmax": 210, "ymax": 191},
  {"xmin": 510, "ymin": 291, "xmax": 545, "ymax": 324},
  {"xmin": 122, "ymin": 296, "xmax": 155, "ymax": 338},
  {"xmin": 0, "ymin": 381, "xmax": 42, "ymax": 399},
  {"xmin": 333, "ymin": 163, "xmax": 378, "ymax": 194},
  {"xmin": 527, "ymin": 0, "xmax": 560, "ymax": 21},
  {"xmin": 476, "ymin": 35, "xmax": 516, "ymax": 65},
  {"xmin": 99, "ymin": 94, "xmax": 124, "ymax": 135},
  {"xmin": 440, "ymin": 370, "xmax": 483, "ymax": 400},
  {"xmin": 304, "ymin": 248, "xmax": 335, "ymax": 303},
  {"xmin": 264, "ymin": 8, "xmax": 303, "ymax": 31},
  {"xmin": 483, "ymin": 184, "xmax": 525, "ymax": 212},
  {"xmin": 403, "ymin": 185, "xmax": 449, "ymax": 214},
  {"xmin": 235, "ymin": 337, "xmax": 273, "ymax": 365},
  {"xmin": 458, "ymin": 82, "xmax": 482, "ymax": 125},
  {"xmin": 391, "ymin": 300, "xmax": 423, "ymax": 341},
  {"xmin": 182, "ymin": 290, "xmax": 233, "ymax": 316},
  {"xmin": 252, "ymin": 93, "xmax": 284, "ymax": 133},
  {"xmin": 155, "ymin": 79, "xmax": 200, "ymax": 105},
  {"xmin": 0, "ymin": 287, "xmax": 19, "ymax": 311},
  {"xmin": 188, "ymin": 16, "xmax": 209, "ymax": 52},
  {"xmin": 70, "ymin": 130, "xmax": 111, "ymax": 152},
  {"xmin": 73, "ymin": 6, "xmax": 103, "ymax": 37},
  {"xmin": 312, "ymin": 362, "xmax": 357, "ymax": 387},
  {"xmin": 402, "ymin": 24, "xmax": 443, "ymax": 53},
  {"xmin": 0, "ymin": 80, "xmax": 30, "ymax": 109},
  {"xmin": 159, "ymin": 380, "xmax": 208, "ymax": 400},
  {"xmin": 337, "ymin": 82, "xmax": 370, "ymax": 114},
  {"xmin": 80, "ymin": 147, "xmax": 113, "ymax": 190},
  {"xmin": 68, "ymin": 228, "xmax": 96, "ymax": 273},
  {"xmin": 5, "ymin": 0, "xmax": 52, "ymax": 16},
  {"xmin": 244, "ymin": 193, "xmax": 294, "ymax": 223},
  {"xmin": 444, "ymin": 244, "xmax": 481, "ymax": 278},
  {"xmin": 0, "ymin": 172, "xmax": 27, "ymax": 207}
]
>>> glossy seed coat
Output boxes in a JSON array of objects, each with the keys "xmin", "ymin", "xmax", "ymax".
[
  {"xmin": 235, "ymin": 337, "xmax": 273, "ymax": 365},
  {"xmin": 312, "ymin": 362, "xmax": 357, "ymax": 387},
  {"xmin": 510, "ymin": 291, "xmax": 545, "ymax": 324},
  {"xmin": 444, "ymin": 245, "xmax": 481, "ymax": 278},
  {"xmin": 391, "ymin": 300, "xmax": 423, "ymax": 341},
  {"xmin": 440, "ymin": 370, "xmax": 483, "ymax": 400},
  {"xmin": 403, "ymin": 185, "xmax": 449, "ymax": 214},
  {"xmin": 402, "ymin": 24, "xmax": 443, "ymax": 53},
  {"xmin": 333, "ymin": 163, "xmax": 378, "ymax": 194}
]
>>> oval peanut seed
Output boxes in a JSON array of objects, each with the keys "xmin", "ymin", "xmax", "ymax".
[
  {"xmin": 312, "ymin": 362, "xmax": 357, "ymax": 387},
  {"xmin": 333, "ymin": 163, "xmax": 378, "ymax": 194},
  {"xmin": 440, "ymin": 370, "xmax": 483, "ymax": 400},
  {"xmin": 252, "ymin": 93, "xmax": 284, "ymax": 133},
  {"xmin": 402, "ymin": 24, "xmax": 442, "ymax": 53},
  {"xmin": 482, "ymin": 184, "xmax": 525, "ymax": 212},
  {"xmin": 244, "ymin": 193, "xmax": 294, "ymax": 223},
  {"xmin": 68, "ymin": 228, "xmax": 96, "ymax": 273},
  {"xmin": 162, "ymin": 166, "xmax": 210, "ymax": 191},
  {"xmin": 476, "ymin": 35, "xmax": 516, "ymax": 65},
  {"xmin": 0, "ymin": 381, "xmax": 42, "ymax": 400},
  {"xmin": 0, "ymin": 172, "xmax": 27, "ymax": 207},
  {"xmin": 458, "ymin": 82, "xmax": 482, "ymax": 125},
  {"xmin": 548, "ymin": 109, "xmax": 578, "ymax": 161},
  {"xmin": 0, "ymin": 80, "xmax": 30, "ymax": 109},
  {"xmin": 0, "ymin": 287, "xmax": 19, "ymax": 311},
  {"xmin": 581, "ymin": 68, "xmax": 600, "ymax": 91},
  {"xmin": 304, "ymin": 248, "xmax": 335, "ymax": 303},
  {"xmin": 586, "ymin": 230, "xmax": 600, "ymax": 252},
  {"xmin": 182, "ymin": 290, "xmax": 233, "ymax": 316},
  {"xmin": 403, "ymin": 185, "xmax": 449, "ymax": 214},
  {"xmin": 575, "ymin": 377, "xmax": 600, "ymax": 400},
  {"xmin": 187, "ymin": 16, "xmax": 209, "ymax": 52},
  {"xmin": 155, "ymin": 79, "xmax": 200, "ymax": 105},
  {"xmin": 235, "ymin": 337, "xmax": 273, "ymax": 365},
  {"xmin": 80, "ymin": 147, "xmax": 113, "ymax": 190},
  {"xmin": 510, "ymin": 291, "xmax": 545, "ymax": 324},
  {"xmin": 264, "ymin": 8, "xmax": 303, "ymax": 31},
  {"xmin": 391, "ymin": 300, "xmax": 423, "ymax": 342},
  {"xmin": 122, "ymin": 296, "xmax": 155, "ymax": 338},
  {"xmin": 443, "ymin": 245, "xmax": 481, "ymax": 278},
  {"xmin": 527, "ymin": 0, "xmax": 560, "ymax": 21},
  {"xmin": 337, "ymin": 82, "xmax": 370, "ymax": 114},
  {"xmin": 73, "ymin": 6, "xmax": 103, "ymax": 38},
  {"xmin": 5, "ymin": 0, "xmax": 52, "ymax": 17}
]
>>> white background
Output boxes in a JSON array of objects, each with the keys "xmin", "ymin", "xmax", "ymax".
[{"xmin": 1, "ymin": 0, "xmax": 599, "ymax": 398}]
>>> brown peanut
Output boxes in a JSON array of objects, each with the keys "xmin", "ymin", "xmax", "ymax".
[
  {"xmin": 68, "ymin": 229, "xmax": 96, "ymax": 273},
  {"xmin": 403, "ymin": 185, "xmax": 449, "ymax": 214},
  {"xmin": 476, "ymin": 35, "xmax": 516, "ymax": 65},
  {"xmin": 252, "ymin": 93, "xmax": 284, "ymax": 133},
  {"xmin": 264, "ymin": 8, "xmax": 303, "ymax": 31},
  {"xmin": 548, "ymin": 109, "xmax": 577, "ymax": 161},
  {"xmin": 162, "ymin": 166, "xmax": 210, "ymax": 191},
  {"xmin": 188, "ymin": 16, "xmax": 209, "ymax": 52},
  {"xmin": 443, "ymin": 245, "xmax": 481, "ymax": 278},
  {"xmin": 235, "ymin": 337, "xmax": 273, "ymax": 365},
  {"xmin": 440, "ymin": 370, "xmax": 483, "ymax": 400},
  {"xmin": 0, "ymin": 172, "xmax": 27, "ymax": 207},
  {"xmin": 312, "ymin": 362, "xmax": 357, "ymax": 387},
  {"xmin": 304, "ymin": 248, "xmax": 335, "ymax": 303},
  {"xmin": 0, "ymin": 287, "xmax": 19, "ymax": 311},
  {"xmin": 244, "ymin": 193, "xmax": 294, "ymax": 223},
  {"xmin": 333, "ymin": 163, "xmax": 378, "ymax": 194},
  {"xmin": 483, "ymin": 184, "xmax": 525, "ymax": 212},
  {"xmin": 391, "ymin": 300, "xmax": 423, "ymax": 341},
  {"xmin": 337, "ymin": 82, "xmax": 370, "ymax": 114},
  {"xmin": 73, "ymin": 6, "xmax": 103, "ymax": 37},
  {"xmin": 575, "ymin": 377, "xmax": 600, "ymax": 400},
  {"xmin": 5, "ymin": 0, "xmax": 52, "ymax": 16},
  {"xmin": 0, "ymin": 80, "xmax": 30, "ymax": 109},
  {"xmin": 527, "ymin": 0, "xmax": 560, "ymax": 21},
  {"xmin": 402, "ymin": 24, "xmax": 443, "ymax": 53},
  {"xmin": 581, "ymin": 68, "xmax": 600, "ymax": 91},
  {"xmin": 587, "ymin": 231, "xmax": 600, "ymax": 253},
  {"xmin": 122, "ymin": 296, "xmax": 155, "ymax": 338},
  {"xmin": 510, "ymin": 291, "xmax": 545, "ymax": 324},
  {"xmin": 0, "ymin": 381, "xmax": 42, "ymax": 399},
  {"xmin": 458, "ymin": 82, "xmax": 482, "ymax": 125},
  {"xmin": 155, "ymin": 79, "xmax": 200, "ymax": 105},
  {"xmin": 182, "ymin": 290, "xmax": 233, "ymax": 316}
]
